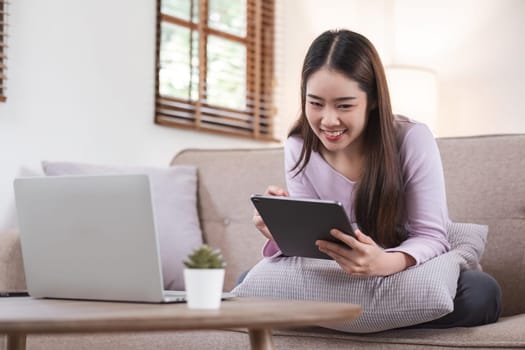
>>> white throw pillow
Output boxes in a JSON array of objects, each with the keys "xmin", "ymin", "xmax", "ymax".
[
  {"xmin": 42, "ymin": 161, "xmax": 203, "ymax": 291},
  {"xmin": 232, "ymin": 222, "xmax": 488, "ymax": 333}
]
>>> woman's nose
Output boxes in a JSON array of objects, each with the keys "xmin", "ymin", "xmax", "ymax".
[{"xmin": 322, "ymin": 108, "xmax": 340, "ymax": 126}]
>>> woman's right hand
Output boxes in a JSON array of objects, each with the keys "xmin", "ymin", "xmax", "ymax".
[{"xmin": 252, "ymin": 185, "xmax": 289, "ymax": 240}]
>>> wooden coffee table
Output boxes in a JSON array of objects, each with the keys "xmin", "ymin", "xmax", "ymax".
[{"xmin": 0, "ymin": 297, "xmax": 361, "ymax": 350}]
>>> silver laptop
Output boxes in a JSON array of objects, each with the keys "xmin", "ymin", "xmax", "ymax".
[{"xmin": 13, "ymin": 174, "xmax": 230, "ymax": 303}]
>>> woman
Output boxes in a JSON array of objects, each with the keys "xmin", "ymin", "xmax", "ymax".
[{"xmin": 253, "ymin": 29, "xmax": 501, "ymax": 327}]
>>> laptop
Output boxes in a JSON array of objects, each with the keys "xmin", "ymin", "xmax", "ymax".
[{"xmin": 13, "ymin": 174, "xmax": 232, "ymax": 303}]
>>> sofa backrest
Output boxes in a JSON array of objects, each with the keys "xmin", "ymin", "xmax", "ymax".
[
  {"xmin": 172, "ymin": 134, "xmax": 525, "ymax": 316},
  {"xmin": 172, "ymin": 148, "xmax": 285, "ymax": 292},
  {"xmin": 437, "ymin": 134, "xmax": 525, "ymax": 316}
]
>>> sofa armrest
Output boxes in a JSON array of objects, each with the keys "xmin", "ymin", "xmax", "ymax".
[{"xmin": 0, "ymin": 229, "xmax": 27, "ymax": 291}]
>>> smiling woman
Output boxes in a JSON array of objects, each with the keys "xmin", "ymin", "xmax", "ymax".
[
  {"xmin": 155, "ymin": 0, "xmax": 276, "ymax": 140},
  {"xmin": 251, "ymin": 28, "xmax": 502, "ymax": 329}
]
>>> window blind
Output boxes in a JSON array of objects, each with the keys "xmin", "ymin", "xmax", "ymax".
[
  {"xmin": 155, "ymin": 0, "xmax": 276, "ymax": 140},
  {"xmin": 0, "ymin": 0, "xmax": 7, "ymax": 102}
]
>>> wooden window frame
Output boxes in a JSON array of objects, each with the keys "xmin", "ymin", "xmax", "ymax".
[
  {"xmin": 155, "ymin": 0, "xmax": 276, "ymax": 140},
  {"xmin": 0, "ymin": 0, "xmax": 7, "ymax": 102}
]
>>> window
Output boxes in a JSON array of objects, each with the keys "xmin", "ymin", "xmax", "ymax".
[
  {"xmin": 155, "ymin": 0, "xmax": 276, "ymax": 140},
  {"xmin": 0, "ymin": 0, "xmax": 7, "ymax": 102}
]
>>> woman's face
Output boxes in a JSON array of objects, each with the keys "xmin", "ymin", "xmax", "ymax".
[{"xmin": 305, "ymin": 67, "xmax": 369, "ymax": 155}]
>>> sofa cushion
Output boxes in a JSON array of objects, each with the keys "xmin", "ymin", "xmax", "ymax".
[
  {"xmin": 42, "ymin": 161, "xmax": 203, "ymax": 290},
  {"xmin": 232, "ymin": 222, "xmax": 487, "ymax": 333},
  {"xmin": 269, "ymin": 313, "xmax": 525, "ymax": 349}
]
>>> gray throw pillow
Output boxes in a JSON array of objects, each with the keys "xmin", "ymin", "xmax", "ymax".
[
  {"xmin": 42, "ymin": 161, "xmax": 203, "ymax": 291},
  {"xmin": 232, "ymin": 222, "xmax": 488, "ymax": 333},
  {"xmin": 447, "ymin": 222, "xmax": 487, "ymax": 270}
]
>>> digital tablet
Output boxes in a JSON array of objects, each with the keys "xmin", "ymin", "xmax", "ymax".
[{"xmin": 250, "ymin": 194, "xmax": 356, "ymax": 260}]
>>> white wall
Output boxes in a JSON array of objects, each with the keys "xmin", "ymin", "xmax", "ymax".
[
  {"xmin": 275, "ymin": 0, "xmax": 525, "ymax": 138},
  {"xmin": 390, "ymin": 0, "xmax": 525, "ymax": 136},
  {"xmin": 1, "ymin": 0, "xmax": 524, "ymax": 230},
  {"xmin": 0, "ymin": 0, "xmax": 272, "ymax": 230}
]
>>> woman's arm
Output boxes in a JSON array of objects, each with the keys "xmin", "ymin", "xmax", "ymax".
[
  {"xmin": 316, "ymin": 121, "xmax": 449, "ymax": 275},
  {"xmin": 385, "ymin": 122, "xmax": 450, "ymax": 265}
]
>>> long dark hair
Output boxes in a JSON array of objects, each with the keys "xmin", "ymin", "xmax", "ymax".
[{"xmin": 289, "ymin": 29, "xmax": 406, "ymax": 248}]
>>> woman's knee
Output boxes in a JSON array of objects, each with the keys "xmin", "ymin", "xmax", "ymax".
[
  {"xmin": 456, "ymin": 270, "xmax": 502, "ymax": 324},
  {"xmin": 405, "ymin": 270, "xmax": 501, "ymax": 329}
]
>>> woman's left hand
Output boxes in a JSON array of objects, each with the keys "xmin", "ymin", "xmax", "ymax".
[{"xmin": 315, "ymin": 229, "xmax": 415, "ymax": 276}]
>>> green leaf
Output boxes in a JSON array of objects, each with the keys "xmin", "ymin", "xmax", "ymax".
[{"xmin": 183, "ymin": 244, "xmax": 226, "ymax": 269}]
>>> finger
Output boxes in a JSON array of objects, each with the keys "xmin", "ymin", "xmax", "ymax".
[
  {"xmin": 317, "ymin": 243, "xmax": 344, "ymax": 261},
  {"xmin": 265, "ymin": 185, "xmax": 280, "ymax": 195},
  {"xmin": 253, "ymin": 214, "xmax": 267, "ymax": 231},
  {"xmin": 261, "ymin": 227, "xmax": 273, "ymax": 240},
  {"xmin": 265, "ymin": 185, "xmax": 289, "ymax": 197},
  {"xmin": 253, "ymin": 216, "xmax": 273, "ymax": 240},
  {"xmin": 354, "ymin": 229, "xmax": 376, "ymax": 245},
  {"xmin": 316, "ymin": 239, "xmax": 357, "ymax": 261},
  {"xmin": 329, "ymin": 229, "xmax": 362, "ymax": 250},
  {"xmin": 332, "ymin": 229, "xmax": 376, "ymax": 255},
  {"xmin": 252, "ymin": 212, "xmax": 265, "ymax": 229},
  {"xmin": 252, "ymin": 212, "xmax": 262, "ymax": 226},
  {"xmin": 317, "ymin": 246, "xmax": 363, "ymax": 274},
  {"xmin": 252, "ymin": 212, "xmax": 273, "ymax": 239}
]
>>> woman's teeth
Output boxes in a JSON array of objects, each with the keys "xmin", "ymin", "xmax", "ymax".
[{"xmin": 325, "ymin": 130, "xmax": 345, "ymax": 137}]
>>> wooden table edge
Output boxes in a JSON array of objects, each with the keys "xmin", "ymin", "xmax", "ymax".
[{"xmin": 1, "ymin": 297, "xmax": 362, "ymax": 350}]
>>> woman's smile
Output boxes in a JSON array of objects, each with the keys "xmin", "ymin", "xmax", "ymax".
[{"xmin": 321, "ymin": 128, "xmax": 347, "ymax": 141}]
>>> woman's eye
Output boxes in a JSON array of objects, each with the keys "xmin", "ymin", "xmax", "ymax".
[
  {"xmin": 309, "ymin": 101, "xmax": 323, "ymax": 107},
  {"xmin": 338, "ymin": 104, "xmax": 353, "ymax": 109}
]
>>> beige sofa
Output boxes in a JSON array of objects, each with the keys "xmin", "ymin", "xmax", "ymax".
[{"xmin": 1, "ymin": 134, "xmax": 524, "ymax": 349}]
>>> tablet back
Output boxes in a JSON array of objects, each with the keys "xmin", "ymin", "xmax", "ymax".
[{"xmin": 251, "ymin": 195, "xmax": 355, "ymax": 259}]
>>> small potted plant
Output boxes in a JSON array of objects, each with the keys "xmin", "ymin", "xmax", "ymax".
[{"xmin": 183, "ymin": 245, "xmax": 226, "ymax": 309}]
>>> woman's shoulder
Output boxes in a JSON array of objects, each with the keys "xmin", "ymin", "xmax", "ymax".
[
  {"xmin": 284, "ymin": 134, "xmax": 304, "ymax": 152},
  {"xmin": 394, "ymin": 115, "xmax": 434, "ymax": 149}
]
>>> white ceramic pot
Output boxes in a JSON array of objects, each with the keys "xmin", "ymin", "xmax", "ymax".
[{"xmin": 184, "ymin": 268, "xmax": 225, "ymax": 309}]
